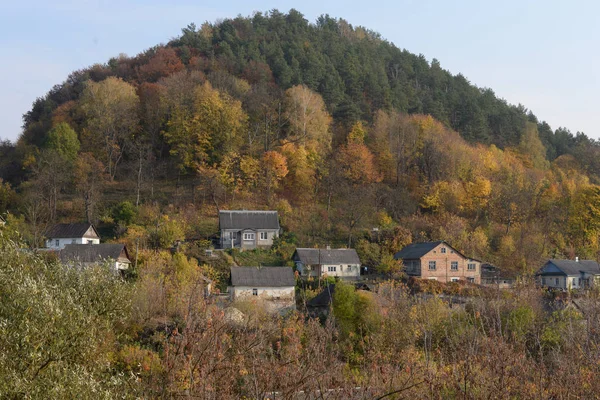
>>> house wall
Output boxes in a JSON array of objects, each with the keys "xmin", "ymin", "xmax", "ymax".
[
  {"xmin": 414, "ymin": 243, "xmax": 481, "ymax": 284},
  {"xmin": 221, "ymin": 229, "xmax": 279, "ymax": 249},
  {"xmin": 230, "ymin": 286, "xmax": 295, "ymax": 312},
  {"xmin": 46, "ymin": 237, "xmax": 100, "ymax": 249},
  {"xmin": 540, "ymin": 275, "xmax": 567, "ymax": 289},
  {"xmin": 296, "ymin": 262, "xmax": 360, "ymax": 280}
]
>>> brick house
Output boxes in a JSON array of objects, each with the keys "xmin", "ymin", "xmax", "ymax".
[{"xmin": 394, "ymin": 241, "xmax": 482, "ymax": 284}]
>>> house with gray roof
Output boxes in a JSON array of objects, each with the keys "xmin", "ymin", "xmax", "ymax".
[
  {"xmin": 292, "ymin": 247, "xmax": 361, "ymax": 280},
  {"xmin": 229, "ymin": 266, "xmax": 295, "ymax": 312},
  {"xmin": 60, "ymin": 243, "xmax": 131, "ymax": 271},
  {"xmin": 538, "ymin": 259, "xmax": 600, "ymax": 290},
  {"xmin": 394, "ymin": 241, "xmax": 482, "ymax": 283},
  {"xmin": 219, "ymin": 210, "xmax": 280, "ymax": 250},
  {"xmin": 45, "ymin": 223, "xmax": 100, "ymax": 249}
]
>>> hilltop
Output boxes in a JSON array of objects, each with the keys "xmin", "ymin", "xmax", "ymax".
[{"xmin": 1, "ymin": 9, "xmax": 600, "ymax": 274}]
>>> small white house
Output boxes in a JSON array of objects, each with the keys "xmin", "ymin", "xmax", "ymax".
[
  {"xmin": 292, "ymin": 248, "xmax": 361, "ymax": 280},
  {"xmin": 59, "ymin": 243, "xmax": 131, "ymax": 271},
  {"xmin": 45, "ymin": 223, "xmax": 100, "ymax": 249},
  {"xmin": 538, "ymin": 259, "xmax": 600, "ymax": 290},
  {"xmin": 219, "ymin": 210, "xmax": 280, "ymax": 250},
  {"xmin": 229, "ymin": 266, "xmax": 296, "ymax": 312}
]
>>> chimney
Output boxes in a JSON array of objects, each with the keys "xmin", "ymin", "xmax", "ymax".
[{"xmin": 576, "ymin": 256, "xmax": 579, "ymax": 263}]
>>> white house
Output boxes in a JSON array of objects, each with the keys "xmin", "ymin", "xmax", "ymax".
[
  {"xmin": 229, "ymin": 266, "xmax": 296, "ymax": 312},
  {"xmin": 538, "ymin": 259, "xmax": 600, "ymax": 290},
  {"xmin": 59, "ymin": 243, "xmax": 131, "ymax": 271},
  {"xmin": 45, "ymin": 223, "xmax": 100, "ymax": 249},
  {"xmin": 292, "ymin": 248, "xmax": 362, "ymax": 280},
  {"xmin": 219, "ymin": 210, "xmax": 280, "ymax": 250}
]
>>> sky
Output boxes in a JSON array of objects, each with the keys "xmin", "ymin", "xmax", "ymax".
[{"xmin": 1, "ymin": 0, "xmax": 599, "ymax": 142}]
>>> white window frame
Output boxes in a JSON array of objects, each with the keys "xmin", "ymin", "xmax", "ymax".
[
  {"xmin": 55, "ymin": 239, "xmax": 59, "ymax": 247},
  {"xmin": 252, "ymin": 288, "xmax": 258, "ymax": 296},
  {"xmin": 451, "ymin": 261, "xmax": 458, "ymax": 270},
  {"xmin": 243, "ymin": 233, "xmax": 255, "ymax": 241},
  {"xmin": 441, "ymin": 247, "xmax": 446, "ymax": 254},
  {"xmin": 467, "ymin": 277, "xmax": 475, "ymax": 283},
  {"xmin": 555, "ymin": 278, "xmax": 559, "ymax": 285},
  {"xmin": 259, "ymin": 232, "xmax": 268, "ymax": 240},
  {"xmin": 328, "ymin": 266, "xmax": 337, "ymax": 272},
  {"xmin": 467, "ymin": 263, "xmax": 476, "ymax": 271},
  {"xmin": 450, "ymin": 277, "xmax": 459, "ymax": 282},
  {"xmin": 429, "ymin": 261, "xmax": 436, "ymax": 270}
]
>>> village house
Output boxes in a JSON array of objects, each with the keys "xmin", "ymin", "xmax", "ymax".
[
  {"xmin": 219, "ymin": 210, "xmax": 280, "ymax": 250},
  {"xmin": 292, "ymin": 247, "xmax": 362, "ymax": 280},
  {"xmin": 537, "ymin": 259, "xmax": 600, "ymax": 290},
  {"xmin": 481, "ymin": 264, "xmax": 516, "ymax": 289},
  {"xmin": 59, "ymin": 243, "xmax": 131, "ymax": 271},
  {"xmin": 394, "ymin": 241, "xmax": 482, "ymax": 284},
  {"xmin": 229, "ymin": 266, "xmax": 295, "ymax": 312},
  {"xmin": 45, "ymin": 222, "xmax": 100, "ymax": 249}
]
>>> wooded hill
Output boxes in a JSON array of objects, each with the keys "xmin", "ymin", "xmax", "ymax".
[{"xmin": 2, "ymin": 9, "xmax": 600, "ymax": 275}]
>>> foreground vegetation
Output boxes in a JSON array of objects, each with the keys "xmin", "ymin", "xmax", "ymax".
[{"xmin": 3, "ymin": 229, "xmax": 600, "ymax": 399}]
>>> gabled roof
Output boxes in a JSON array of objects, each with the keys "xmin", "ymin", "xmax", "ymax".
[
  {"xmin": 394, "ymin": 241, "xmax": 444, "ymax": 259},
  {"xmin": 539, "ymin": 259, "xmax": 600, "ymax": 277},
  {"xmin": 46, "ymin": 223, "xmax": 100, "ymax": 239},
  {"xmin": 307, "ymin": 284, "xmax": 336, "ymax": 307},
  {"xmin": 293, "ymin": 248, "xmax": 361, "ymax": 265},
  {"xmin": 60, "ymin": 244, "xmax": 130, "ymax": 264},
  {"xmin": 230, "ymin": 266, "xmax": 295, "ymax": 287},
  {"xmin": 393, "ymin": 241, "xmax": 479, "ymax": 261},
  {"xmin": 219, "ymin": 210, "xmax": 280, "ymax": 230}
]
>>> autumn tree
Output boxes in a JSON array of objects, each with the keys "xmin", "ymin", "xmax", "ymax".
[
  {"xmin": 45, "ymin": 122, "xmax": 80, "ymax": 162},
  {"xmin": 262, "ymin": 151, "xmax": 288, "ymax": 204},
  {"xmin": 80, "ymin": 77, "xmax": 140, "ymax": 180},
  {"xmin": 73, "ymin": 153, "xmax": 107, "ymax": 223},
  {"xmin": 284, "ymin": 85, "xmax": 332, "ymax": 156}
]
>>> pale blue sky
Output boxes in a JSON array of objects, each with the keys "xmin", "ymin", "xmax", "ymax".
[{"xmin": 1, "ymin": 0, "xmax": 598, "ymax": 142}]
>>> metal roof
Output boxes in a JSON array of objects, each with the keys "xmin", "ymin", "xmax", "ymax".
[
  {"xmin": 538, "ymin": 259, "xmax": 600, "ymax": 276},
  {"xmin": 394, "ymin": 241, "xmax": 444, "ymax": 259},
  {"xmin": 293, "ymin": 248, "xmax": 361, "ymax": 265},
  {"xmin": 230, "ymin": 266, "xmax": 295, "ymax": 287},
  {"xmin": 219, "ymin": 210, "xmax": 280, "ymax": 230},
  {"xmin": 46, "ymin": 223, "xmax": 99, "ymax": 239},
  {"xmin": 60, "ymin": 244, "xmax": 130, "ymax": 264}
]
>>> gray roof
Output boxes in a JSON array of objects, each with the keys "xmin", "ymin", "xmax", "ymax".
[
  {"xmin": 293, "ymin": 248, "xmax": 361, "ymax": 265},
  {"xmin": 394, "ymin": 241, "xmax": 444, "ymax": 259},
  {"xmin": 60, "ymin": 244, "xmax": 130, "ymax": 264},
  {"xmin": 219, "ymin": 210, "xmax": 280, "ymax": 230},
  {"xmin": 46, "ymin": 223, "xmax": 99, "ymax": 239},
  {"xmin": 230, "ymin": 266, "xmax": 295, "ymax": 287},
  {"xmin": 539, "ymin": 259, "xmax": 600, "ymax": 276},
  {"xmin": 307, "ymin": 284, "xmax": 336, "ymax": 307}
]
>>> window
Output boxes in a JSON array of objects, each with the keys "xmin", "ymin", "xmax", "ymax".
[
  {"xmin": 555, "ymin": 278, "xmax": 559, "ymax": 285},
  {"xmin": 467, "ymin": 263, "xmax": 476, "ymax": 271},
  {"xmin": 347, "ymin": 265, "xmax": 352, "ymax": 271},
  {"xmin": 451, "ymin": 261, "xmax": 458, "ymax": 270},
  {"xmin": 252, "ymin": 288, "xmax": 258, "ymax": 296},
  {"xmin": 71, "ymin": 239, "xmax": 76, "ymax": 244},
  {"xmin": 243, "ymin": 233, "xmax": 255, "ymax": 241},
  {"xmin": 55, "ymin": 239, "xmax": 59, "ymax": 247},
  {"xmin": 327, "ymin": 266, "xmax": 337, "ymax": 272},
  {"xmin": 467, "ymin": 277, "xmax": 475, "ymax": 283},
  {"xmin": 441, "ymin": 247, "xmax": 446, "ymax": 254},
  {"xmin": 260, "ymin": 232, "xmax": 268, "ymax": 240},
  {"xmin": 428, "ymin": 261, "xmax": 436, "ymax": 270},
  {"xmin": 87, "ymin": 240, "xmax": 93, "ymax": 244},
  {"xmin": 450, "ymin": 277, "xmax": 459, "ymax": 282},
  {"xmin": 542, "ymin": 277, "xmax": 546, "ymax": 285}
]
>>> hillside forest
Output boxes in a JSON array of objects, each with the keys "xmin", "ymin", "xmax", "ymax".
[{"xmin": 3, "ymin": 9, "xmax": 600, "ymax": 398}]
